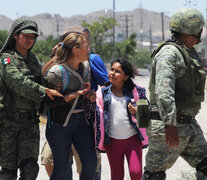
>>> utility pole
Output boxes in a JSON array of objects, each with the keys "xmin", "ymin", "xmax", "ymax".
[
  {"xmin": 120, "ymin": 14, "xmax": 133, "ymax": 40},
  {"xmin": 149, "ymin": 23, "xmax": 153, "ymax": 53},
  {"xmin": 56, "ymin": 21, "xmax": 59, "ymax": 39},
  {"xmin": 139, "ymin": 3, "xmax": 143, "ymax": 50},
  {"xmin": 206, "ymin": 0, "xmax": 207, "ymax": 65},
  {"xmin": 112, "ymin": 0, "xmax": 115, "ymax": 61},
  {"xmin": 125, "ymin": 15, "xmax": 129, "ymax": 39},
  {"xmin": 52, "ymin": 14, "xmax": 60, "ymax": 39},
  {"xmin": 161, "ymin": 12, "xmax": 165, "ymax": 41}
]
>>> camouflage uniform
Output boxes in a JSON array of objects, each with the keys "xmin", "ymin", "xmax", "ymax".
[
  {"xmin": 143, "ymin": 8, "xmax": 207, "ymax": 180},
  {"xmin": 0, "ymin": 18, "xmax": 46, "ymax": 179}
]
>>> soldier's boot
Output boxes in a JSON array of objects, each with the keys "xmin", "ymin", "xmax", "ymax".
[
  {"xmin": 141, "ymin": 170, "xmax": 166, "ymax": 180},
  {"xmin": 18, "ymin": 158, "xmax": 39, "ymax": 180},
  {"xmin": 0, "ymin": 168, "xmax": 17, "ymax": 180},
  {"xmin": 196, "ymin": 157, "xmax": 207, "ymax": 178}
]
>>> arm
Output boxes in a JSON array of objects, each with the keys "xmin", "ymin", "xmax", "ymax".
[
  {"xmin": 90, "ymin": 54, "xmax": 109, "ymax": 90},
  {"xmin": 46, "ymin": 65, "xmax": 92, "ymax": 107},
  {"xmin": 155, "ymin": 46, "xmax": 180, "ymax": 147},
  {"xmin": 64, "ymin": 82, "xmax": 91, "ymax": 102},
  {"xmin": 1, "ymin": 55, "xmax": 46, "ymax": 102},
  {"xmin": 0, "ymin": 55, "xmax": 62, "ymax": 102},
  {"xmin": 41, "ymin": 56, "xmax": 56, "ymax": 76},
  {"xmin": 47, "ymin": 83, "xmax": 92, "ymax": 107},
  {"xmin": 42, "ymin": 44, "xmax": 60, "ymax": 76}
]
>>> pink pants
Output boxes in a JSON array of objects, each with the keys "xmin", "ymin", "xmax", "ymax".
[{"xmin": 105, "ymin": 134, "xmax": 142, "ymax": 180}]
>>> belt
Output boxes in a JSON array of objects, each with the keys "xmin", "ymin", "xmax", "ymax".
[
  {"xmin": 150, "ymin": 112, "xmax": 195, "ymax": 123},
  {"xmin": 1, "ymin": 110, "xmax": 37, "ymax": 121},
  {"xmin": 150, "ymin": 112, "xmax": 161, "ymax": 120}
]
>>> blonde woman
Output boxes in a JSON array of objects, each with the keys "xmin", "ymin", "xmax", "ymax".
[{"xmin": 45, "ymin": 32, "xmax": 97, "ymax": 180}]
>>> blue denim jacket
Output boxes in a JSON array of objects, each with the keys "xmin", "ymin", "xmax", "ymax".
[{"xmin": 101, "ymin": 84, "xmax": 146, "ymax": 145}]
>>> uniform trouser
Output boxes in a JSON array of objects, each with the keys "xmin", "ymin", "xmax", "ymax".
[
  {"xmin": 46, "ymin": 112, "xmax": 97, "ymax": 180},
  {"xmin": 144, "ymin": 126, "xmax": 207, "ymax": 179},
  {"xmin": 0, "ymin": 117, "xmax": 39, "ymax": 169}
]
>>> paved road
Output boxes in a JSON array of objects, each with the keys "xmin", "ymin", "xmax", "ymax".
[{"xmin": 37, "ymin": 74, "xmax": 207, "ymax": 180}]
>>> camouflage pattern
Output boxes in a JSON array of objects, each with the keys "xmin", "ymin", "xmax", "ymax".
[
  {"xmin": 149, "ymin": 44, "xmax": 200, "ymax": 128},
  {"xmin": 145, "ymin": 41, "xmax": 207, "ymax": 177},
  {"xmin": 169, "ymin": 8, "xmax": 205, "ymax": 35},
  {"xmin": 0, "ymin": 52, "xmax": 45, "ymax": 110},
  {"xmin": 145, "ymin": 121, "xmax": 207, "ymax": 172},
  {"xmin": 196, "ymin": 171, "xmax": 207, "ymax": 180},
  {"xmin": 0, "ymin": 18, "xmax": 45, "ymax": 169},
  {"xmin": 0, "ymin": 51, "xmax": 45, "ymax": 169},
  {"xmin": 0, "ymin": 115, "xmax": 40, "ymax": 168}
]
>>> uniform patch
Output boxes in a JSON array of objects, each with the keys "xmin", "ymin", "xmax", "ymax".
[{"xmin": 3, "ymin": 57, "xmax": 11, "ymax": 65}]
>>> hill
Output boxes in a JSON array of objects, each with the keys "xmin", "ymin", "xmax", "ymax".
[{"xmin": 0, "ymin": 8, "xmax": 171, "ymax": 42}]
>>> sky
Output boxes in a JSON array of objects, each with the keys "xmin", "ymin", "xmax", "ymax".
[{"xmin": 1, "ymin": 0, "xmax": 206, "ymax": 20}]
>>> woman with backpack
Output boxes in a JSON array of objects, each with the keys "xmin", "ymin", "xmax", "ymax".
[{"xmin": 45, "ymin": 32, "xmax": 97, "ymax": 180}]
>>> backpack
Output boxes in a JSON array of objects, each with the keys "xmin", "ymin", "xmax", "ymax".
[{"xmin": 38, "ymin": 64, "xmax": 69, "ymax": 117}]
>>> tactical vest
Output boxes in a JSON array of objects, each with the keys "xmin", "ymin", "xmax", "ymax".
[
  {"xmin": 0, "ymin": 51, "xmax": 43, "ymax": 111},
  {"xmin": 149, "ymin": 41, "xmax": 206, "ymax": 111}
]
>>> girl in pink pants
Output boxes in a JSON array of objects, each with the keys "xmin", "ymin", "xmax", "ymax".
[{"xmin": 96, "ymin": 59, "xmax": 148, "ymax": 180}]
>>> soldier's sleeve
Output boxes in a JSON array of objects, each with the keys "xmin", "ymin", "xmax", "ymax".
[
  {"xmin": 0, "ymin": 54, "xmax": 46, "ymax": 103},
  {"xmin": 154, "ymin": 45, "xmax": 183, "ymax": 127}
]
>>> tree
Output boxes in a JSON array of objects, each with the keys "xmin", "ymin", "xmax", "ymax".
[
  {"xmin": 130, "ymin": 49, "xmax": 151, "ymax": 68},
  {"xmin": 82, "ymin": 17, "xmax": 116, "ymax": 61},
  {"xmin": 114, "ymin": 33, "xmax": 137, "ymax": 60},
  {"xmin": 0, "ymin": 30, "xmax": 8, "ymax": 49},
  {"xmin": 32, "ymin": 35, "xmax": 58, "ymax": 63}
]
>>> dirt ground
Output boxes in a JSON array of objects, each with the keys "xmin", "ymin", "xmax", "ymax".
[{"xmin": 37, "ymin": 72, "xmax": 207, "ymax": 180}]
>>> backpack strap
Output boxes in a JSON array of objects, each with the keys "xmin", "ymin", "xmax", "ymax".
[
  {"xmin": 133, "ymin": 85, "xmax": 147, "ymax": 100},
  {"xmin": 132, "ymin": 86, "xmax": 139, "ymax": 102},
  {"xmin": 58, "ymin": 65, "xmax": 70, "ymax": 92}
]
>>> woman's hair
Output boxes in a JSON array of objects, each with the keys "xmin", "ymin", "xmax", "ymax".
[
  {"xmin": 55, "ymin": 32, "xmax": 86, "ymax": 64},
  {"xmin": 111, "ymin": 59, "xmax": 137, "ymax": 93}
]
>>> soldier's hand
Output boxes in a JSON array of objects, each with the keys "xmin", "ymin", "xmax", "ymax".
[
  {"xmin": 165, "ymin": 125, "xmax": 179, "ymax": 147},
  {"xmin": 45, "ymin": 88, "xmax": 63, "ymax": 100}
]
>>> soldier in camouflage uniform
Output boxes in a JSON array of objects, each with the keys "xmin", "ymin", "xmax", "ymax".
[
  {"xmin": 0, "ymin": 18, "xmax": 63, "ymax": 180},
  {"xmin": 142, "ymin": 8, "xmax": 207, "ymax": 180}
]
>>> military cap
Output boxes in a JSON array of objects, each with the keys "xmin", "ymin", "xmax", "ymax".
[
  {"xmin": 0, "ymin": 17, "xmax": 38, "ymax": 53},
  {"xmin": 21, "ymin": 29, "xmax": 38, "ymax": 36}
]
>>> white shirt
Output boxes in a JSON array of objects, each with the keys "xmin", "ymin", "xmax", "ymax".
[{"xmin": 108, "ymin": 93, "xmax": 137, "ymax": 139}]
